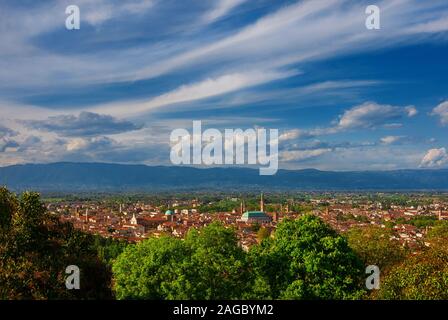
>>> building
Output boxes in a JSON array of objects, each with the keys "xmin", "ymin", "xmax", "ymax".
[
  {"xmin": 165, "ymin": 209, "xmax": 175, "ymax": 222},
  {"xmin": 130, "ymin": 213, "xmax": 138, "ymax": 225},
  {"xmin": 241, "ymin": 211, "xmax": 271, "ymax": 223},
  {"xmin": 240, "ymin": 193, "xmax": 271, "ymax": 223}
]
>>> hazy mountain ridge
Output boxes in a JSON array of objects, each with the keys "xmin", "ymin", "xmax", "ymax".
[{"xmin": 1, "ymin": 162, "xmax": 448, "ymax": 192}]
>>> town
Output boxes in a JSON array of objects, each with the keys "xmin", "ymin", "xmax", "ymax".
[{"xmin": 49, "ymin": 192, "xmax": 448, "ymax": 251}]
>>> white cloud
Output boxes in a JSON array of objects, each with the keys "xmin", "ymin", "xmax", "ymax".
[
  {"xmin": 81, "ymin": 0, "xmax": 155, "ymax": 26},
  {"xmin": 404, "ymin": 16, "xmax": 448, "ymax": 34},
  {"xmin": 93, "ymin": 68, "xmax": 299, "ymax": 115},
  {"xmin": 336, "ymin": 102, "xmax": 417, "ymax": 130},
  {"xmin": 406, "ymin": 106, "xmax": 418, "ymax": 117},
  {"xmin": 420, "ymin": 147, "xmax": 448, "ymax": 168},
  {"xmin": 202, "ymin": 0, "xmax": 247, "ymax": 24},
  {"xmin": 66, "ymin": 138, "xmax": 89, "ymax": 151},
  {"xmin": 279, "ymin": 129, "xmax": 301, "ymax": 142},
  {"xmin": 431, "ymin": 100, "xmax": 448, "ymax": 125},
  {"xmin": 299, "ymin": 80, "xmax": 382, "ymax": 94},
  {"xmin": 275, "ymin": 102, "xmax": 418, "ymax": 144},
  {"xmin": 380, "ymin": 135, "xmax": 405, "ymax": 145},
  {"xmin": 291, "ymin": 102, "xmax": 418, "ymax": 139},
  {"xmin": 280, "ymin": 148, "xmax": 331, "ymax": 162}
]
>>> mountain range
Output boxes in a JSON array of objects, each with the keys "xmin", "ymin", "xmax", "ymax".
[{"xmin": 0, "ymin": 162, "xmax": 447, "ymax": 192}]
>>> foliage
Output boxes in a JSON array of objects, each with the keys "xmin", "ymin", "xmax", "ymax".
[
  {"xmin": 198, "ymin": 199, "xmax": 240, "ymax": 213},
  {"xmin": 395, "ymin": 215, "xmax": 438, "ymax": 228},
  {"xmin": 427, "ymin": 220, "xmax": 448, "ymax": 240},
  {"xmin": 180, "ymin": 222, "xmax": 252, "ymax": 299},
  {"xmin": 377, "ymin": 242, "xmax": 448, "ymax": 299},
  {"xmin": 249, "ymin": 215, "xmax": 366, "ymax": 299},
  {"xmin": 346, "ymin": 226, "xmax": 407, "ymax": 272},
  {"xmin": 112, "ymin": 237, "xmax": 188, "ymax": 299},
  {"xmin": 113, "ymin": 222, "xmax": 252, "ymax": 299},
  {"xmin": 91, "ymin": 235, "xmax": 129, "ymax": 266},
  {"xmin": 257, "ymin": 227, "xmax": 271, "ymax": 242},
  {"xmin": 0, "ymin": 187, "xmax": 113, "ymax": 299}
]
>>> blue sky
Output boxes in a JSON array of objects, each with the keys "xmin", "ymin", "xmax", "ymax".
[{"xmin": 0, "ymin": 0, "xmax": 448, "ymax": 170}]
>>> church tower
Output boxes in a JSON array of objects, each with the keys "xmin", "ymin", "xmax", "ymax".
[
  {"xmin": 260, "ymin": 192, "xmax": 265, "ymax": 212},
  {"xmin": 131, "ymin": 213, "xmax": 138, "ymax": 225}
]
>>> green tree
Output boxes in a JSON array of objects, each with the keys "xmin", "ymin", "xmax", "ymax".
[
  {"xmin": 249, "ymin": 215, "xmax": 366, "ymax": 299},
  {"xmin": 427, "ymin": 221, "xmax": 448, "ymax": 240},
  {"xmin": 180, "ymin": 222, "xmax": 251, "ymax": 299},
  {"xmin": 113, "ymin": 222, "xmax": 251, "ymax": 300},
  {"xmin": 378, "ymin": 242, "xmax": 448, "ymax": 299},
  {"xmin": 257, "ymin": 227, "xmax": 271, "ymax": 243},
  {"xmin": 91, "ymin": 235, "xmax": 128, "ymax": 266},
  {"xmin": 113, "ymin": 237, "xmax": 189, "ymax": 299},
  {"xmin": 346, "ymin": 226, "xmax": 407, "ymax": 272}
]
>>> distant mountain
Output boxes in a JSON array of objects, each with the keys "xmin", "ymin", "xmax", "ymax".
[{"xmin": 1, "ymin": 162, "xmax": 448, "ymax": 192}]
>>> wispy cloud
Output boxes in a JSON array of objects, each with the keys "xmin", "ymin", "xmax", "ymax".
[
  {"xmin": 431, "ymin": 100, "xmax": 448, "ymax": 125},
  {"xmin": 285, "ymin": 102, "xmax": 418, "ymax": 140},
  {"xmin": 23, "ymin": 112, "xmax": 143, "ymax": 137},
  {"xmin": 93, "ymin": 69, "xmax": 300, "ymax": 116},
  {"xmin": 201, "ymin": 0, "xmax": 247, "ymax": 24}
]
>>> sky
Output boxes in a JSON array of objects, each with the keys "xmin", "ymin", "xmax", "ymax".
[{"xmin": 0, "ymin": 0, "xmax": 447, "ymax": 171}]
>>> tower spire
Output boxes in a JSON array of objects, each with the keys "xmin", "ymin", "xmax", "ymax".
[{"xmin": 260, "ymin": 192, "xmax": 264, "ymax": 212}]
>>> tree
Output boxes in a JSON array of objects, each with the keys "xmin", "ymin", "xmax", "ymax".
[
  {"xmin": 91, "ymin": 235, "xmax": 128, "ymax": 267},
  {"xmin": 427, "ymin": 220, "xmax": 448, "ymax": 241},
  {"xmin": 113, "ymin": 222, "xmax": 252, "ymax": 300},
  {"xmin": 257, "ymin": 227, "xmax": 271, "ymax": 243},
  {"xmin": 249, "ymin": 214, "xmax": 366, "ymax": 299},
  {"xmin": 377, "ymin": 242, "xmax": 448, "ymax": 299},
  {"xmin": 180, "ymin": 222, "xmax": 251, "ymax": 299},
  {"xmin": 113, "ymin": 236, "xmax": 189, "ymax": 299},
  {"xmin": 346, "ymin": 225, "xmax": 407, "ymax": 272},
  {"xmin": 0, "ymin": 187, "xmax": 113, "ymax": 299},
  {"xmin": 376, "ymin": 222, "xmax": 448, "ymax": 300},
  {"xmin": 0, "ymin": 187, "xmax": 17, "ymax": 231}
]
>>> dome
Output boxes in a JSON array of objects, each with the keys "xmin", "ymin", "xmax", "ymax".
[{"xmin": 165, "ymin": 209, "xmax": 174, "ymax": 215}]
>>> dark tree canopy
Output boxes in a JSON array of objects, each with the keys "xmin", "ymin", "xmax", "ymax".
[{"xmin": 0, "ymin": 187, "xmax": 113, "ymax": 299}]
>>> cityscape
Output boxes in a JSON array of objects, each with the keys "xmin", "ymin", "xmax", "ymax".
[{"xmin": 51, "ymin": 192, "xmax": 448, "ymax": 251}]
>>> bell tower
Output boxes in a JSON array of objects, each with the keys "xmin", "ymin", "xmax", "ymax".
[{"xmin": 260, "ymin": 192, "xmax": 265, "ymax": 212}]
